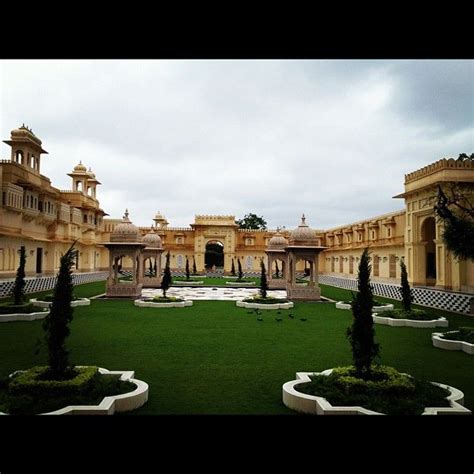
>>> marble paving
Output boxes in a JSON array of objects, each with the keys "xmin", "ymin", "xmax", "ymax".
[{"xmin": 141, "ymin": 287, "xmax": 287, "ymax": 301}]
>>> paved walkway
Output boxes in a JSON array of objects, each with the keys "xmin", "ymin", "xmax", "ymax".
[{"xmin": 142, "ymin": 287, "xmax": 287, "ymax": 301}]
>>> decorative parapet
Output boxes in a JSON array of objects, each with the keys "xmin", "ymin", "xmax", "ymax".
[
  {"xmin": 138, "ymin": 226, "xmax": 193, "ymax": 232},
  {"xmin": 405, "ymin": 158, "xmax": 474, "ymax": 185},
  {"xmin": 323, "ymin": 210, "xmax": 405, "ymax": 234},
  {"xmin": 194, "ymin": 215, "xmax": 237, "ymax": 226}
]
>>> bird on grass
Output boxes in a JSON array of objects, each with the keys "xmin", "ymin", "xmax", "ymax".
[
  {"xmin": 275, "ymin": 317, "xmax": 283, "ymax": 322},
  {"xmin": 257, "ymin": 317, "xmax": 263, "ymax": 322},
  {"xmin": 277, "ymin": 311, "xmax": 281, "ymax": 315},
  {"xmin": 300, "ymin": 318, "xmax": 307, "ymax": 322},
  {"xmin": 288, "ymin": 314, "xmax": 294, "ymax": 319}
]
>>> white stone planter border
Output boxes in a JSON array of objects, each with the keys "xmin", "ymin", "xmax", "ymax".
[
  {"xmin": 236, "ymin": 300, "xmax": 294, "ymax": 310},
  {"xmin": 336, "ymin": 301, "xmax": 394, "ymax": 311},
  {"xmin": 225, "ymin": 281, "xmax": 256, "ymax": 286},
  {"xmin": 282, "ymin": 370, "xmax": 471, "ymax": 415},
  {"xmin": 174, "ymin": 281, "xmax": 204, "ymax": 285},
  {"xmin": 0, "ymin": 367, "xmax": 148, "ymax": 415},
  {"xmin": 30, "ymin": 298, "xmax": 91, "ymax": 308},
  {"xmin": 135, "ymin": 299, "xmax": 193, "ymax": 308},
  {"xmin": 0, "ymin": 310, "xmax": 50, "ymax": 322},
  {"xmin": 432, "ymin": 332, "xmax": 474, "ymax": 355},
  {"xmin": 373, "ymin": 313, "xmax": 448, "ymax": 328}
]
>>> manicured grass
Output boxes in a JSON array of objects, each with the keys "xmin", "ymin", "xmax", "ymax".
[{"xmin": 0, "ymin": 280, "xmax": 473, "ymax": 414}]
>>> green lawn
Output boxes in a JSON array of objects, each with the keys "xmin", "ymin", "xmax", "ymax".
[{"xmin": 0, "ymin": 280, "xmax": 473, "ymax": 414}]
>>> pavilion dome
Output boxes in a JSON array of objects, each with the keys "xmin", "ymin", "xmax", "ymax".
[
  {"xmin": 11, "ymin": 124, "xmax": 43, "ymax": 146},
  {"xmin": 110, "ymin": 209, "xmax": 142, "ymax": 242},
  {"xmin": 268, "ymin": 230, "xmax": 288, "ymax": 250},
  {"xmin": 143, "ymin": 228, "xmax": 163, "ymax": 248},
  {"xmin": 289, "ymin": 214, "xmax": 317, "ymax": 243},
  {"xmin": 87, "ymin": 167, "xmax": 96, "ymax": 178},
  {"xmin": 73, "ymin": 161, "xmax": 87, "ymax": 173}
]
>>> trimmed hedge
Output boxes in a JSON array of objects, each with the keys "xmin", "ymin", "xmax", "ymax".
[
  {"xmin": 40, "ymin": 294, "xmax": 79, "ymax": 302},
  {"xmin": 9, "ymin": 366, "xmax": 98, "ymax": 399},
  {"xmin": 381, "ymin": 308, "xmax": 435, "ymax": 321},
  {"xmin": 0, "ymin": 303, "xmax": 45, "ymax": 315},
  {"xmin": 151, "ymin": 296, "xmax": 184, "ymax": 303},
  {"xmin": 242, "ymin": 296, "xmax": 289, "ymax": 304},
  {"xmin": 441, "ymin": 327, "xmax": 474, "ymax": 344}
]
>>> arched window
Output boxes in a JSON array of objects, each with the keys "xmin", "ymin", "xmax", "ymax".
[
  {"xmin": 31, "ymin": 155, "xmax": 36, "ymax": 169},
  {"xmin": 76, "ymin": 181, "xmax": 83, "ymax": 192},
  {"xmin": 15, "ymin": 150, "xmax": 23, "ymax": 164}
]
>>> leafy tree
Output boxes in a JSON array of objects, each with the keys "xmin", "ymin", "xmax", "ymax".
[
  {"xmin": 192, "ymin": 257, "xmax": 197, "ymax": 275},
  {"xmin": 42, "ymin": 244, "xmax": 77, "ymax": 379},
  {"xmin": 434, "ymin": 182, "xmax": 474, "ymax": 261},
  {"xmin": 11, "ymin": 246, "xmax": 27, "ymax": 305},
  {"xmin": 237, "ymin": 258, "xmax": 243, "ymax": 280},
  {"xmin": 399, "ymin": 259, "xmax": 413, "ymax": 312},
  {"xmin": 160, "ymin": 252, "xmax": 172, "ymax": 297},
  {"xmin": 231, "ymin": 258, "xmax": 235, "ymax": 276},
  {"xmin": 185, "ymin": 257, "xmax": 190, "ymax": 280},
  {"xmin": 346, "ymin": 248, "xmax": 380, "ymax": 378},
  {"xmin": 236, "ymin": 213, "xmax": 267, "ymax": 230},
  {"xmin": 260, "ymin": 259, "xmax": 268, "ymax": 299},
  {"xmin": 456, "ymin": 152, "xmax": 474, "ymax": 162}
]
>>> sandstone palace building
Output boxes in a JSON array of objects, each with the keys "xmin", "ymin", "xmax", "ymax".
[{"xmin": 1, "ymin": 126, "xmax": 473, "ymax": 295}]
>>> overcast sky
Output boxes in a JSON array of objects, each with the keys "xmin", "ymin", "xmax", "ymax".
[{"xmin": 1, "ymin": 60, "xmax": 472, "ymax": 230}]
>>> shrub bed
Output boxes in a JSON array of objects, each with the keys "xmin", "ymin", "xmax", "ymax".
[
  {"xmin": 39, "ymin": 294, "xmax": 80, "ymax": 302},
  {"xmin": 151, "ymin": 296, "xmax": 184, "ymax": 303},
  {"xmin": 295, "ymin": 365, "xmax": 451, "ymax": 415},
  {"xmin": 242, "ymin": 296, "xmax": 289, "ymax": 304},
  {"xmin": 3, "ymin": 366, "xmax": 135, "ymax": 415},
  {"xmin": 381, "ymin": 308, "xmax": 435, "ymax": 321},
  {"xmin": 440, "ymin": 327, "xmax": 474, "ymax": 344},
  {"xmin": 0, "ymin": 303, "xmax": 44, "ymax": 314}
]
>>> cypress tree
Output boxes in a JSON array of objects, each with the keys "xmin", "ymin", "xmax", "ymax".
[
  {"xmin": 149, "ymin": 258, "xmax": 154, "ymax": 276},
  {"xmin": 42, "ymin": 244, "xmax": 77, "ymax": 379},
  {"xmin": 231, "ymin": 258, "xmax": 236, "ymax": 276},
  {"xmin": 237, "ymin": 258, "xmax": 243, "ymax": 280},
  {"xmin": 161, "ymin": 252, "xmax": 172, "ymax": 297},
  {"xmin": 185, "ymin": 257, "xmax": 190, "ymax": 280},
  {"xmin": 260, "ymin": 259, "xmax": 268, "ymax": 299},
  {"xmin": 275, "ymin": 260, "xmax": 279, "ymax": 278},
  {"xmin": 346, "ymin": 248, "xmax": 380, "ymax": 378},
  {"xmin": 399, "ymin": 259, "xmax": 413, "ymax": 312},
  {"xmin": 192, "ymin": 257, "xmax": 197, "ymax": 275},
  {"xmin": 11, "ymin": 246, "xmax": 27, "ymax": 306}
]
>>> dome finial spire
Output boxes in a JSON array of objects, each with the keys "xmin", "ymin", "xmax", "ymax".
[
  {"xmin": 124, "ymin": 208, "xmax": 129, "ymax": 220},
  {"xmin": 301, "ymin": 213, "xmax": 306, "ymax": 225}
]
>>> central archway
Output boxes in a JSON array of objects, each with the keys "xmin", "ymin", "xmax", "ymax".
[
  {"xmin": 205, "ymin": 240, "xmax": 224, "ymax": 271},
  {"xmin": 421, "ymin": 216, "xmax": 436, "ymax": 283}
]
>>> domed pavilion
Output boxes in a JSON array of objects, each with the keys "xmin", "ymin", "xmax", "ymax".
[
  {"xmin": 265, "ymin": 229, "xmax": 288, "ymax": 289},
  {"xmin": 141, "ymin": 224, "xmax": 164, "ymax": 288},
  {"xmin": 104, "ymin": 209, "xmax": 146, "ymax": 298}
]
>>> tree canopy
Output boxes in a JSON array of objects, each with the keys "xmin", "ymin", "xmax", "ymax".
[{"xmin": 236, "ymin": 213, "xmax": 267, "ymax": 230}]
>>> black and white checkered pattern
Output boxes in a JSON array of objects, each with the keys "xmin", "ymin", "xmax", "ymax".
[
  {"xmin": 0, "ymin": 271, "xmax": 108, "ymax": 298},
  {"xmin": 319, "ymin": 274, "xmax": 473, "ymax": 315}
]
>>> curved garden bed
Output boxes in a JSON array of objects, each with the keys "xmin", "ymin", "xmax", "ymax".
[
  {"xmin": 282, "ymin": 367, "xmax": 470, "ymax": 415},
  {"xmin": 236, "ymin": 297, "xmax": 293, "ymax": 310},
  {"xmin": 373, "ymin": 309, "xmax": 448, "ymax": 328},
  {"xmin": 432, "ymin": 329, "xmax": 474, "ymax": 355},
  {"xmin": 0, "ymin": 367, "xmax": 148, "ymax": 415},
  {"xmin": 30, "ymin": 297, "xmax": 91, "ymax": 308},
  {"xmin": 135, "ymin": 296, "xmax": 193, "ymax": 308},
  {"xmin": 0, "ymin": 303, "xmax": 49, "ymax": 322},
  {"xmin": 336, "ymin": 301, "xmax": 394, "ymax": 311}
]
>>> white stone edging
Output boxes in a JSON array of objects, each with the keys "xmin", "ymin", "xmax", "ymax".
[
  {"xmin": 373, "ymin": 313, "xmax": 448, "ymax": 328},
  {"xmin": 432, "ymin": 332, "xmax": 474, "ymax": 355},
  {"xmin": 135, "ymin": 299, "xmax": 193, "ymax": 308},
  {"xmin": 236, "ymin": 300, "xmax": 294, "ymax": 310},
  {"xmin": 0, "ymin": 310, "xmax": 50, "ymax": 322},
  {"xmin": 175, "ymin": 281, "xmax": 204, "ymax": 285},
  {"xmin": 336, "ymin": 301, "xmax": 394, "ymax": 311},
  {"xmin": 0, "ymin": 367, "xmax": 148, "ymax": 415},
  {"xmin": 225, "ymin": 281, "xmax": 256, "ymax": 286},
  {"xmin": 282, "ymin": 370, "xmax": 470, "ymax": 415},
  {"xmin": 30, "ymin": 298, "xmax": 91, "ymax": 308}
]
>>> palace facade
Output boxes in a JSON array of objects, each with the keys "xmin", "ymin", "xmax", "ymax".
[{"xmin": 1, "ymin": 126, "xmax": 473, "ymax": 294}]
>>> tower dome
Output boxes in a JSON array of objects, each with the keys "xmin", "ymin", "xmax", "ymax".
[
  {"xmin": 289, "ymin": 214, "xmax": 317, "ymax": 244},
  {"xmin": 87, "ymin": 167, "xmax": 96, "ymax": 178},
  {"xmin": 143, "ymin": 227, "xmax": 163, "ymax": 248},
  {"xmin": 268, "ymin": 229, "xmax": 288, "ymax": 250},
  {"xmin": 110, "ymin": 209, "xmax": 142, "ymax": 242},
  {"xmin": 73, "ymin": 161, "xmax": 87, "ymax": 173}
]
